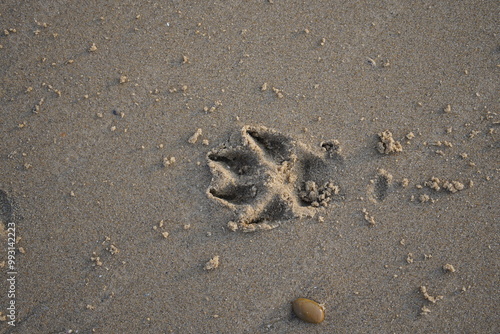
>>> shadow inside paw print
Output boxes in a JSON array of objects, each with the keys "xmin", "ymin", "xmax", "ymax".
[{"xmin": 207, "ymin": 125, "xmax": 340, "ymax": 232}]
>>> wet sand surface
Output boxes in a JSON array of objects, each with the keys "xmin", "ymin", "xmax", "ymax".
[{"xmin": 0, "ymin": 1, "xmax": 498, "ymax": 333}]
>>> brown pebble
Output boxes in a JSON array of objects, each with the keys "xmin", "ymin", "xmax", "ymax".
[{"xmin": 291, "ymin": 298, "xmax": 325, "ymax": 324}]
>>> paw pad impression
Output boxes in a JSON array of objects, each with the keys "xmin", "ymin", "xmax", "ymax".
[{"xmin": 206, "ymin": 125, "xmax": 340, "ymax": 232}]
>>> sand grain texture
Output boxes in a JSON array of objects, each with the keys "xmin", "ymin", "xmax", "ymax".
[{"xmin": 0, "ymin": 1, "xmax": 498, "ymax": 333}]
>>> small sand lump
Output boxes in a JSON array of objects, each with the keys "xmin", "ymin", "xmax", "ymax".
[
  {"xmin": 420, "ymin": 286, "xmax": 443, "ymax": 304},
  {"xmin": 88, "ymin": 43, "xmax": 98, "ymax": 52},
  {"xmin": 162, "ymin": 156, "xmax": 176, "ymax": 167},
  {"xmin": 188, "ymin": 128, "xmax": 203, "ymax": 144},
  {"xmin": 443, "ymin": 263, "xmax": 456, "ymax": 273},
  {"xmin": 377, "ymin": 130, "xmax": 402, "ymax": 154},
  {"xmin": 204, "ymin": 255, "xmax": 220, "ymax": 270},
  {"xmin": 292, "ymin": 297, "xmax": 325, "ymax": 324}
]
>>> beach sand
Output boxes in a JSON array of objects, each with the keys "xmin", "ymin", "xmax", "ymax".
[{"xmin": 0, "ymin": 1, "xmax": 498, "ymax": 333}]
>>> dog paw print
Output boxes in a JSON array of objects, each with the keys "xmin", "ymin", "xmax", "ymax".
[{"xmin": 206, "ymin": 125, "xmax": 340, "ymax": 232}]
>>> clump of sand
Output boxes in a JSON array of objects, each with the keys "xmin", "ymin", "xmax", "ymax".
[
  {"xmin": 424, "ymin": 177, "xmax": 465, "ymax": 193},
  {"xmin": 377, "ymin": 130, "xmax": 402, "ymax": 154},
  {"xmin": 204, "ymin": 255, "xmax": 220, "ymax": 270}
]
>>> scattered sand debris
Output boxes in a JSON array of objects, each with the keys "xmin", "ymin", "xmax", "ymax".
[
  {"xmin": 183, "ymin": 224, "xmax": 191, "ymax": 230},
  {"xmin": 91, "ymin": 252, "xmax": 103, "ymax": 267},
  {"xmin": 153, "ymin": 220, "xmax": 165, "ymax": 230},
  {"xmin": 443, "ymin": 263, "xmax": 456, "ymax": 273},
  {"xmin": 406, "ymin": 253, "xmax": 414, "ymax": 264},
  {"xmin": 203, "ymin": 100, "xmax": 222, "ymax": 112},
  {"xmin": 443, "ymin": 104, "xmax": 452, "ymax": 113},
  {"xmin": 468, "ymin": 130, "xmax": 480, "ymax": 138},
  {"xmin": 188, "ymin": 128, "xmax": 203, "ymax": 144},
  {"xmin": 377, "ymin": 130, "xmax": 402, "ymax": 154},
  {"xmin": 430, "ymin": 140, "xmax": 453, "ymax": 148},
  {"xmin": 18, "ymin": 247, "xmax": 26, "ymax": 254},
  {"xmin": 424, "ymin": 177, "xmax": 464, "ymax": 193},
  {"xmin": 107, "ymin": 244, "xmax": 119, "ymax": 255},
  {"xmin": 86, "ymin": 304, "xmax": 96, "ymax": 310},
  {"xmin": 3, "ymin": 28, "xmax": 17, "ymax": 35},
  {"xmin": 204, "ymin": 255, "xmax": 220, "ymax": 270},
  {"xmin": 32, "ymin": 97, "xmax": 45, "ymax": 113},
  {"xmin": 261, "ymin": 82, "xmax": 268, "ymax": 91},
  {"xmin": 420, "ymin": 286, "xmax": 443, "ymax": 304},
  {"xmin": 299, "ymin": 180, "xmax": 339, "ymax": 207},
  {"xmin": 317, "ymin": 215, "xmax": 325, "ymax": 223},
  {"xmin": 152, "ymin": 220, "xmax": 169, "ymax": 238},
  {"xmin": 162, "ymin": 156, "xmax": 176, "ymax": 167},
  {"xmin": 119, "ymin": 75, "xmax": 128, "ymax": 84},
  {"xmin": 420, "ymin": 306, "xmax": 432, "ymax": 315},
  {"xmin": 401, "ymin": 178, "xmax": 410, "ymax": 188},
  {"xmin": 202, "ymin": 139, "xmax": 209, "ymax": 146},
  {"xmin": 361, "ymin": 208, "xmax": 376, "ymax": 226},
  {"xmin": 88, "ymin": 43, "xmax": 98, "ymax": 52},
  {"xmin": 320, "ymin": 140, "xmax": 342, "ymax": 159},
  {"xmin": 0, "ymin": 311, "xmax": 6, "ymax": 321},
  {"xmin": 182, "ymin": 55, "xmax": 190, "ymax": 64},
  {"xmin": 272, "ymin": 86, "xmax": 284, "ymax": 98},
  {"xmin": 42, "ymin": 82, "xmax": 62, "ymax": 97},
  {"xmin": 319, "ymin": 37, "xmax": 326, "ymax": 46},
  {"xmin": 419, "ymin": 194, "xmax": 430, "ymax": 203},
  {"xmin": 406, "ymin": 132, "xmax": 415, "ymax": 140}
]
